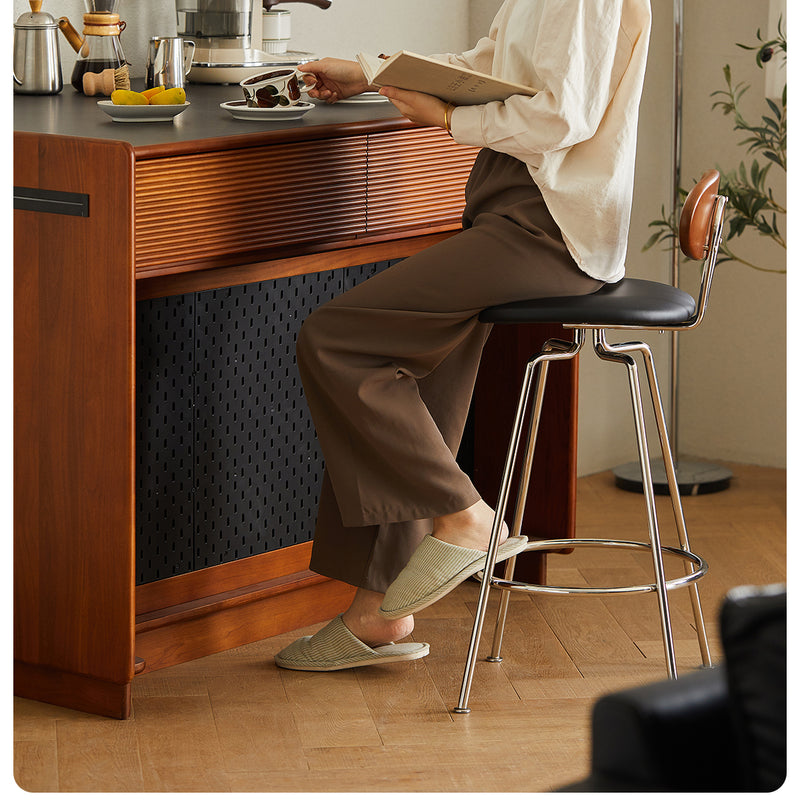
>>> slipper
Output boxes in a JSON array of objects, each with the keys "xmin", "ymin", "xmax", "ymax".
[
  {"xmin": 379, "ymin": 534, "xmax": 529, "ymax": 619},
  {"xmin": 274, "ymin": 614, "xmax": 430, "ymax": 671}
]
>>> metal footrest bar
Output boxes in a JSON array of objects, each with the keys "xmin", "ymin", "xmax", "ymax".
[{"xmin": 477, "ymin": 538, "xmax": 708, "ymax": 596}]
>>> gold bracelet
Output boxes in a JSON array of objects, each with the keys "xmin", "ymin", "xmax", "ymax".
[{"xmin": 444, "ymin": 103, "xmax": 455, "ymax": 136}]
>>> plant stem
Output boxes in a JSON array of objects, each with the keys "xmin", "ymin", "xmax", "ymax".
[{"xmin": 720, "ymin": 245, "xmax": 786, "ymax": 273}]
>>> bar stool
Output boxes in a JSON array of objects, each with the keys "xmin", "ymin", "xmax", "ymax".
[{"xmin": 455, "ymin": 170, "xmax": 727, "ymax": 713}]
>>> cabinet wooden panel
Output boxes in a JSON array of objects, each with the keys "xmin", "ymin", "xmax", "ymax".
[
  {"xmin": 134, "ymin": 137, "xmax": 368, "ymax": 274},
  {"xmin": 367, "ymin": 128, "xmax": 478, "ymax": 232},
  {"xmin": 14, "ymin": 133, "xmax": 136, "ymax": 718}
]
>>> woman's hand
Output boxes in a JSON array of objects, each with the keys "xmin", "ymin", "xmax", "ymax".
[
  {"xmin": 379, "ymin": 86, "xmax": 450, "ymax": 129},
  {"xmin": 298, "ymin": 58, "xmax": 370, "ymax": 103}
]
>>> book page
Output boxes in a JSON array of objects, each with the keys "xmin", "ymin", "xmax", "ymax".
[
  {"xmin": 356, "ymin": 52, "xmax": 384, "ymax": 85},
  {"xmin": 357, "ymin": 50, "xmax": 536, "ymax": 105}
]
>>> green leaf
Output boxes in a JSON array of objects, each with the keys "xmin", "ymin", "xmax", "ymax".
[
  {"xmin": 766, "ymin": 98, "xmax": 782, "ymax": 118},
  {"xmin": 642, "ymin": 231, "xmax": 664, "ymax": 251}
]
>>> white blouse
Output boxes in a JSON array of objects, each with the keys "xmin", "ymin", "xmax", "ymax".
[{"xmin": 434, "ymin": 0, "xmax": 652, "ymax": 283}]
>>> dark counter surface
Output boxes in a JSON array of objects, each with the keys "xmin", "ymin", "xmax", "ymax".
[{"xmin": 14, "ymin": 82, "xmax": 414, "ymax": 156}]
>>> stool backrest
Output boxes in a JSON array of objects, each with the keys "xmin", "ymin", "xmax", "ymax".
[
  {"xmin": 677, "ymin": 169, "xmax": 728, "ymax": 329},
  {"xmin": 680, "ymin": 169, "xmax": 722, "ymax": 260}
]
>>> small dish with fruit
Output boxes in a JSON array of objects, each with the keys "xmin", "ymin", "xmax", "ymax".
[{"xmin": 98, "ymin": 87, "xmax": 190, "ymax": 123}]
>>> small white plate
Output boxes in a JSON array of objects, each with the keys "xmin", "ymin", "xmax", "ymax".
[
  {"xmin": 220, "ymin": 100, "xmax": 314, "ymax": 121},
  {"xmin": 337, "ymin": 92, "xmax": 390, "ymax": 104},
  {"xmin": 97, "ymin": 100, "xmax": 190, "ymax": 123}
]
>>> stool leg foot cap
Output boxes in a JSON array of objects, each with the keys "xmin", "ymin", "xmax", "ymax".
[
  {"xmin": 452, "ymin": 707, "xmax": 471, "ymax": 714},
  {"xmin": 486, "ymin": 656, "xmax": 503, "ymax": 662}
]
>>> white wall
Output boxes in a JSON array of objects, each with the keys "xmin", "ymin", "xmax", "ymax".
[
  {"xmin": 678, "ymin": 0, "xmax": 786, "ymax": 467},
  {"xmin": 269, "ymin": 0, "xmax": 470, "ymax": 61}
]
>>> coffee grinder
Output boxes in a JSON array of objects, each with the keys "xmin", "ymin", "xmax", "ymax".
[{"xmin": 178, "ymin": 0, "xmax": 331, "ymax": 84}]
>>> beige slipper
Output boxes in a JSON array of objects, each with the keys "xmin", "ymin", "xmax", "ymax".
[
  {"xmin": 274, "ymin": 614, "xmax": 430, "ymax": 671},
  {"xmin": 379, "ymin": 534, "xmax": 529, "ymax": 619}
]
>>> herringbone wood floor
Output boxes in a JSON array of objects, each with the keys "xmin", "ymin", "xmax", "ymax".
[{"xmin": 14, "ymin": 463, "xmax": 785, "ymax": 792}]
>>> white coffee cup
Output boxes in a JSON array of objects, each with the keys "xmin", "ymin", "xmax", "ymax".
[{"xmin": 239, "ymin": 68, "xmax": 313, "ymax": 108}]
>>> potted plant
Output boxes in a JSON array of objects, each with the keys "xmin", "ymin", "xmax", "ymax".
[{"xmin": 645, "ymin": 20, "xmax": 786, "ymax": 273}]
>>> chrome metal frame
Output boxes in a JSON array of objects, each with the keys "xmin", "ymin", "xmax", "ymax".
[{"xmin": 453, "ymin": 195, "xmax": 726, "ymax": 714}]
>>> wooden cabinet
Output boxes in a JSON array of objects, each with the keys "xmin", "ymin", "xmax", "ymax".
[{"xmin": 14, "ymin": 91, "xmax": 576, "ymax": 718}]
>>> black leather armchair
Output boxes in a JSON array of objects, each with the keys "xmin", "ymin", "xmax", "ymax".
[{"xmin": 559, "ymin": 584, "xmax": 786, "ymax": 792}]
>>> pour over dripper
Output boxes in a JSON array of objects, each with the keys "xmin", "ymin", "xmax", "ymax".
[{"xmin": 58, "ymin": 0, "xmax": 129, "ymax": 93}]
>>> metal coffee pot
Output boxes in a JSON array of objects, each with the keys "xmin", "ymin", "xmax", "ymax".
[
  {"xmin": 13, "ymin": 0, "xmax": 63, "ymax": 95},
  {"xmin": 145, "ymin": 37, "xmax": 195, "ymax": 90}
]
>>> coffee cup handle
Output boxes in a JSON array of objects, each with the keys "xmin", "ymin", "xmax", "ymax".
[{"xmin": 296, "ymin": 70, "xmax": 316, "ymax": 93}]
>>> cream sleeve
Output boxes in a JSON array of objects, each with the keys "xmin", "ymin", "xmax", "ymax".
[
  {"xmin": 428, "ymin": 34, "xmax": 496, "ymax": 76},
  {"xmin": 450, "ymin": 0, "xmax": 631, "ymax": 157}
]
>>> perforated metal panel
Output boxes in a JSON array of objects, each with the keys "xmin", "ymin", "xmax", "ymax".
[
  {"xmin": 136, "ymin": 260, "xmax": 397, "ymax": 584},
  {"xmin": 136, "ymin": 294, "xmax": 196, "ymax": 582}
]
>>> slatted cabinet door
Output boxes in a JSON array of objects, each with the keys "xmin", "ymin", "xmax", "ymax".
[
  {"xmin": 134, "ymin": 136, "xmax": 368, "ymax": 276},
  {"xmin": 366, "ymin": 128, "xmax": 478, "ymax": 233},
  {"xmin": 133, "ymin": 128, "xmax": 478, "ymax": 277}
]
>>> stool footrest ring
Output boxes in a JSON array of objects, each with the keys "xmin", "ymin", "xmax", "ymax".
[{"xmin": 478, "ymin": 538, "xmax": 708, "ymax": 596}]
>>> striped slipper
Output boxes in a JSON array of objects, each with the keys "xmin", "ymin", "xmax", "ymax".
[
  {"xmin": 274, "ymin": 614, "xmax": 430, "ymax": 671},
  {"xmin": 379, "ymin": 534, "xmax": 529, "ymax": 619}
]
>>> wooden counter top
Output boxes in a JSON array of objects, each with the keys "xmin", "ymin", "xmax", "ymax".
[
  {"xmin": 14, "ymin": 83, "xmax": 416, "ymax": 157},
  {"xmin": 15, "ymin": 84, "xmax": 480, "ymax": 280}
]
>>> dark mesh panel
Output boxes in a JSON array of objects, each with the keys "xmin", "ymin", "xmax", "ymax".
[{"xmin": 135, "ymin": 260, "xmax": 398, "ymax": 584}]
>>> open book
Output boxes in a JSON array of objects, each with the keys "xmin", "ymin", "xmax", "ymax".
[{"xmin": 357, "ymin": 50, "xmax": 537, "ymax": 105}]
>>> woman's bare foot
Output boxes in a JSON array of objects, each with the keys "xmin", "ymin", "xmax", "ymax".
[
  {"xmin": 431, "ymin": 498, "xmax": 508, "ymax": 551},
  {"xmin": 342, "ymin": 587, "xmax": 414, "ymax": 647}
]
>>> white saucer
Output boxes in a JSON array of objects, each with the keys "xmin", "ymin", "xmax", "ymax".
[
  {"xmin": 337, "ymin": 92, "xmax": 390, "ymax": 104},
  {"xmin": 97, "ymin": 100, "xmax": 190, "ymax": 123},
  {"xmin": 220, "ymin": 100, "xmax": 314, "ymax": 120}
]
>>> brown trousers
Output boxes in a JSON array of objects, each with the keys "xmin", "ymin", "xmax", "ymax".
[{"xmin": 296, "ymin": 149, "xmax": 603, "ymax": 592}]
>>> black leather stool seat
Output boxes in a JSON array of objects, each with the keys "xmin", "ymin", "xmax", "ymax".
[{"xmin": 479, "ymin": 278, "xmax": 697, "ymax": 327}]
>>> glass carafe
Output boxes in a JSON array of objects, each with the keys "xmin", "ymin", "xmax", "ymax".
[
  {"xmin": 86, "ymin": 0, "xmax": 120, "ymax": 11},
  {"xmin": 58, "ymin": 0, "xmax": 128, "ymax": 93}
]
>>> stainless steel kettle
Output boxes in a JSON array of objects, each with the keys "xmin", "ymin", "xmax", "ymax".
[{"xmin": 14, "ymin": 0, "xmax": 63, "ymax": 95}]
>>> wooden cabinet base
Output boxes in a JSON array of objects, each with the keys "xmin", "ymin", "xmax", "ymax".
[
  {"xmin": 135, "ymin": 572, "xmax": 355, "ymax": 676},
  {"xmin": 15, "ymin": 661, "xmax": 133, "ymax": 720},
  {"xmin": 16, "ymin": 571, "xmax": 354, "ymax": 720}
]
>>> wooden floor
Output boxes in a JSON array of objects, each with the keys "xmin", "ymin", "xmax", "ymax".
[{"xmin": 14, "ymin": 463, "xmax": 786, "ymax": 793}]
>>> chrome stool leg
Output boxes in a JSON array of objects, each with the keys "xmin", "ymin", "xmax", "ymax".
[
  {"xmin": 489, "ymin": 338, "xmax": 568, "ymax": 662},
  {"xmin": 638, "ymin": 343, "xmax": 712, "ymax": 666},
  {"xmin": 594, "ymin": 331, "xmax": 677, "ymax": 678},
  {"xmin": 454, "ymin": 331, "xmax": 585, "ymax": 713},
  {"xmin": 486, "ymin": 553, "xmax": 516, "ymax": 662}
]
